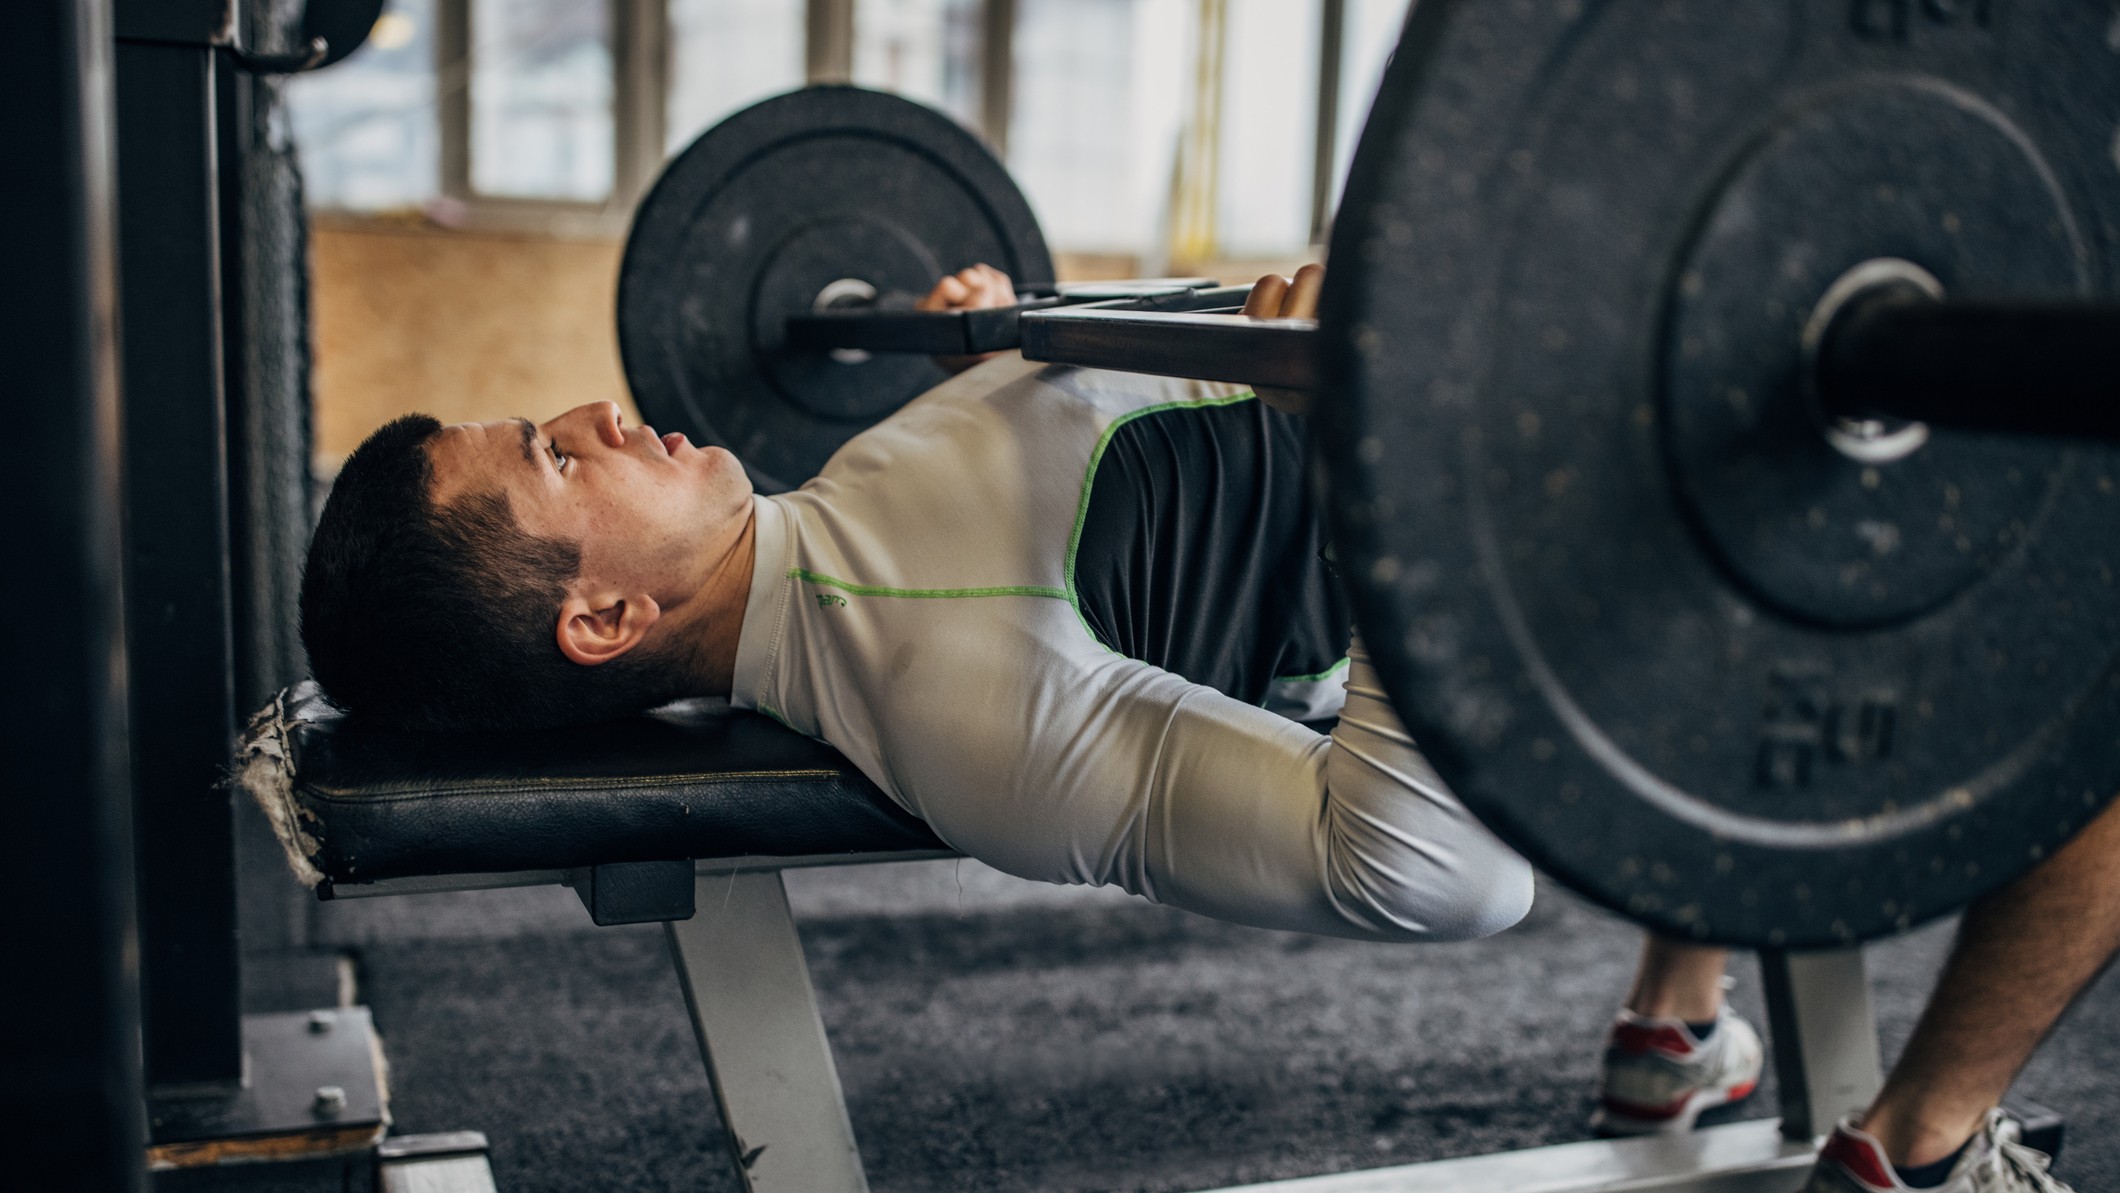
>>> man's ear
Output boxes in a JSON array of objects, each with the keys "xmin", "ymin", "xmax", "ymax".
[{"xmin": 555, "ymin": 588, "xmax": 662, "ymax": 666}]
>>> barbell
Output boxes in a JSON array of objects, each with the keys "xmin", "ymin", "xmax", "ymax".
[{"xmin": 616, "ymin": 0, "xmax": 2120, "ymax": 949}]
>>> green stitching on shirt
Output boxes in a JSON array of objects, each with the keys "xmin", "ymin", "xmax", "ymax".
[
  {"xmin": 788, "ymin": 568, "xmax": 1068, "ymax": 601},
  {"xmin": 1272, "ymin": 656, "xmax": 1349, "ymax": 685},
  {"xmin": 1062, "ymin": 391, "xmax": 1259, "ymax": 647}
]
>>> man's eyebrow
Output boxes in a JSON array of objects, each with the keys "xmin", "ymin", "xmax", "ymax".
[{"xmin": 515, "ymin": 417, "xmax": 537, "ymax": 467}]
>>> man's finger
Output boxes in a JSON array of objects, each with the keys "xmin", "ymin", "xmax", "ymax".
[
  {"xmin": 970, "ymin": 267, "xmax": 1007, "ymax": 306},
  {"xmin": 1243, "ymin": 274, "xmax": 1290, "ymax": 319},
  {"xmin": 917, "ymin": 275, "xmax": 971, "ymax": 311},
  {"xmin": 1283, "ymin": 263, "xmax": 1324, "ymax": 320},
  {"xmin": 978, "ymin": 264, "xmax": 1014, "ymax": 303}
]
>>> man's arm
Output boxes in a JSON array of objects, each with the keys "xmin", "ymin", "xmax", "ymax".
[{"xmin": 872, "ymin": 615, "xmax": 1532, "ymax": 944}]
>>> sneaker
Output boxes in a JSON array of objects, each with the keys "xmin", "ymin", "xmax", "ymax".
[
  {"xmin": 1590, "ymin": 1006, "xmax": 1763, "ymax": 1135},
  {"xmin": 1801, "ymin": 1110, "xmax": 2074, "ymax": 1192}
]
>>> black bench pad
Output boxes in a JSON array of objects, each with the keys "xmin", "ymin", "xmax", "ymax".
[{"xmin": 236, "ymin": 682, "xmax": 947, "ymax": 889}]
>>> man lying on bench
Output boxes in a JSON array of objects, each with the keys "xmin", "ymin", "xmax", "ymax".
[{"xmin": 296, "ymin": 264, "xmax": 1533, "ymax": 945}]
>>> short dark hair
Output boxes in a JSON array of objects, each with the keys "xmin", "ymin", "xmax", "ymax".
[{"xmin": 300, "ymin": 413, "xmax": 685, "ymax": 731}]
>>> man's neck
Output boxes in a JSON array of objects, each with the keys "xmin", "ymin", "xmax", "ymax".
[{"xmin": 675, "ymin": 501, "xmax": 758, "ymax": 698}]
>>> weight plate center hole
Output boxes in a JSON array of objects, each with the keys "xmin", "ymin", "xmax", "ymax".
[
  {"xmin": 815, "ymin": 277, "xmax": 880, "ymax": 364},
  {"xmin": 1801, "ymin": 258, "xmax": 1939, "ymax": 465}
]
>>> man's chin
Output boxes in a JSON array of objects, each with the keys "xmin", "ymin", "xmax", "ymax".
[
  {"xmin": 708, "ymin": 449, "xmax": 756, "ymax": 501},
  {"xmin": 704, "ymin": 480, "xmax": 756, "ymax": 530}
]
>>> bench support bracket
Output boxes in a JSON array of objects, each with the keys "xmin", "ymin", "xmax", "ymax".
[{"xmin": 666, "ymin": 868, "xmax": 868, "ymax": 1193}]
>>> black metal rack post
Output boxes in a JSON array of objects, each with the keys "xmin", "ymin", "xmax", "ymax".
[
  {"xmin": 108, "ymin": 5, "xmax": 388, "ymax": 1169},
  {"xmin": 113, "ymin": 0, "xmax": 244, "ymax": 1098},
  {"xmin": 3, "ymin": 1, "xmax": 146, "ymax": 1188}
]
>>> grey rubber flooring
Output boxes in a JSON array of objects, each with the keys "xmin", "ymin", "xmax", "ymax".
[{"xmin": 331, "ymin": 864, "xmax": 2119, "ymax": 1193}]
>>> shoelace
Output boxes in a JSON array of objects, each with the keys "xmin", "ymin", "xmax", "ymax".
[{"xmin": 1969, "ymin": 1111, "xmax": 2072, "ymax": 1193}]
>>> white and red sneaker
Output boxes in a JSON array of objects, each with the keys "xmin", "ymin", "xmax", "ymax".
[
  {"xmin": 1590, "ymin": 1006, "xmax": 1763, "ymax": 1135},
  {"xmin": 1801, "ymin": 1111, "xmax": 2074, "ymax": 1192}
]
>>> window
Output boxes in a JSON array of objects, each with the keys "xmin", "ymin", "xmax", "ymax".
[
  {"xmin": 1008, "ymin": 0, "xmax": 1189, "ymax": 257},
  {"xmin": 467, "ymin": 0, "xmax": 615, "ymax": 201},
  {"xmin": 289, "ymin": 0, "xmax": 1397, "ymax": 257},
  {"xmin": 1216, "ymin": 0, "xmax": 1321, "ymax": 256},
  {"xmin": 667, "ymin": 0, "xmax": 807, "ymax": 154},
  {"xmin": 853, "ymin": 0, "xmax": 985, "ymax": 133}
]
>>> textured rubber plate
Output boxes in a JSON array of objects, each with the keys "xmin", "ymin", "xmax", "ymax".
[{"xmin": 1321, "ymin": 0, "xmax": 2120, "ymax": 947}]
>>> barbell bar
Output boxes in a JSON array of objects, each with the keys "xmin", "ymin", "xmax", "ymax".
[
  {"xmin": 1821, "ymin": 287, "xmax": 2120, "ymax": 443},
  {"xmin": 1015, "ymin": 279, "xmax": 2120, "ymax": 448}
]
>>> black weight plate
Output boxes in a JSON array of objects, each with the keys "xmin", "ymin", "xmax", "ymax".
[
  {"xmin": 1322, "ymin": 0, "xmax": 2120, "ymax": 947},
  {"xmin": 619, "ymin": 87, "xmax": 1052, "ymax": 492},
  {"xmin": 305, "ymin": 0, "xmax": 389, "ymax": 70}
]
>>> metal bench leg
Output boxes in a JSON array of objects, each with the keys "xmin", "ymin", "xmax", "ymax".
[
  {"xmin": 1760, "ymin": 947, "xmax": 1884, "ymax": 1143},
  {"xmin": 666, "ymin": 869, "xmax": 868, "ymax": 1193}
]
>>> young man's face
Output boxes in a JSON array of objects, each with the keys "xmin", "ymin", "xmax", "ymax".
[{"xmin": 425, "ymin": 400, "xmax": 753, "ymax": 603}]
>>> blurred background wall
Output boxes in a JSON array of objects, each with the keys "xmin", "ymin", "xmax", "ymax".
[
  {"xmin": 310, "ymin": 219, "xmax": 633, "ymax": 459},
  {"xmin": 296, "ymin": 0, "xmax": 1412, "ymax": 467}
]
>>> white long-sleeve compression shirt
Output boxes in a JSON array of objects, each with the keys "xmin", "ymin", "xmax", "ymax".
[{"xmin": 728, "ymin": 354, "xmax": 1532, "ymax": 941}]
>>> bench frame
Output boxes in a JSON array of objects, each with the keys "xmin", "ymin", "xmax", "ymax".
[{"xmin": 331, "ymin": 855, "xmax": 1885, "ymax": 1193}]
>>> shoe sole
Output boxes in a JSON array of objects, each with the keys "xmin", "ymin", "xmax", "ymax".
[{"xmin": 1592, "ymin": 1077, "xmax": 1760, "ymax": 1137}]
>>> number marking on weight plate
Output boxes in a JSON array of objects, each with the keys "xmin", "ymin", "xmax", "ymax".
[{"xmin": 1754, "ymin": 666, "xmax": 1898, "ymax": 790}]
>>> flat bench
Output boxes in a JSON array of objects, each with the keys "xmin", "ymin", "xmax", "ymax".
[
  {"xmin": 239, "ymin": 681, "xmax": 1909, "ymax": 1193},
  {"xmin": 240, "ymin": 681, "xmax": 958, "ymax": 1191},
  {"xmin": 240, "ymin": 681, "xmax": 951, "ymax": 902}
]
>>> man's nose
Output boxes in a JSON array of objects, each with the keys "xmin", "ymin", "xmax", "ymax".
[{"xmin": 550, "ymin": 401, "xmax": 626, "ymax": 449}]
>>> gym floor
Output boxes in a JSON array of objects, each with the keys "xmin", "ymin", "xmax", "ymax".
[{"xmin": 282, "ymin": 864, "xmax": 2119, "ymax": 1193}]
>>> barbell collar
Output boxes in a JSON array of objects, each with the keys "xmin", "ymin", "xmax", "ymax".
[{"xmin": 1820, "ymin": 293, "xmax": 2120, "ymax": 443}]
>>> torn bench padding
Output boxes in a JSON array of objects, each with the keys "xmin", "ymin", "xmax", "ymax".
[
  {"xmin": 236, "ymin": 686, "xmax": 330, "ymax": 888},
  {"xmin": 233, "ymin": 681, "xmax": 949, "ymax": 890}
]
